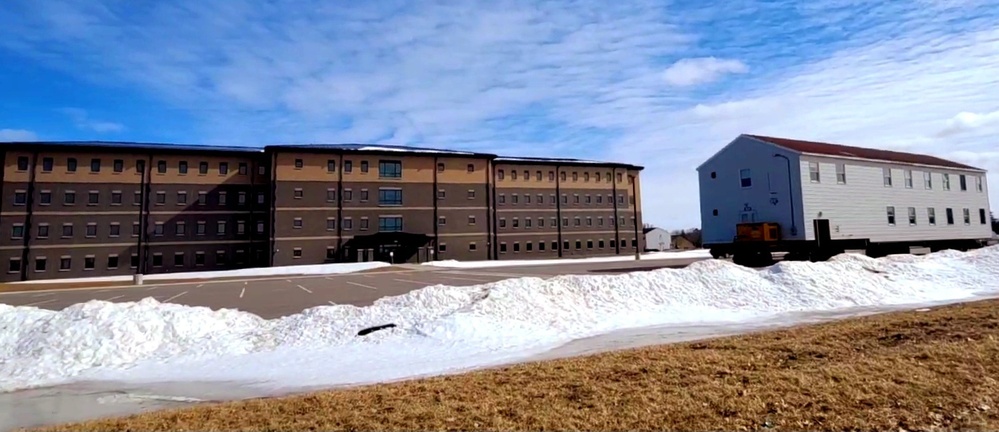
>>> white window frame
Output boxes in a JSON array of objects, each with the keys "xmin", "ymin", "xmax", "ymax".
[
  {"xmin": 808, "ymin": 162, "xmax": 820, "ymax": 183},
  {"xmin": 835, "ymin": 163, "xmax": 846, "ymax": 184}
]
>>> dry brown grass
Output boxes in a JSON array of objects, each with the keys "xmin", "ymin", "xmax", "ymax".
[{"xmin": 36, "ymin": 299, "xmax": 999, "ymax": 432}]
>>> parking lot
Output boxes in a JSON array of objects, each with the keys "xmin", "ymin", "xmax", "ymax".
[{"xmin": 0, "ymin": 255, "xmax": 708, "ymax": 319}]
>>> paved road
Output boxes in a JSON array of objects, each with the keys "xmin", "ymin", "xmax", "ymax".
[{"xmin": 0, "ymin": 256, "xmax": 707, "ymax": 319}]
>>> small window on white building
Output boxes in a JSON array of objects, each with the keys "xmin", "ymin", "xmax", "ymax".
[
  {"xmin": 883, "ymin": 168, "xmax": 892, "ymax": 187},
  {"xmin": 959, "ymin": 174, "xmax": 967, "ymax": 191},
  {"xmin": 904, "ymin": 170, "xmax": 913, "ymax": 188},
  {"xmin": 924, "ymin": 171, "xmax": 932, "ymax": 189},
  {"xmin": 927, "ymin": 208, "xmax": 936, "ymax": 225},
  {"xmin": 808, "ymin": 162, "xmax": 820, "ymax": 183},
  {"xmin": 963, "ymin": 208, "xmax": 970, "ymax": 224},
  {"xmin": 976, "ymin": 176, "xmax": 984, "ymax": 192},
  {"xmin": 835, "ymin": 163, "xmax": 846, "ymax": 184},
  {"xmin": 942, "ymin": 173, "xmax": 951, "ymax": 190},
  {"xmin": 739, "ymin": 169, "xmax": 752, "ymax": 187},
  {"xmin": 886, "ymin": 206, "xmax": 896, "ymax": 225},
  {"xmin": 908, "ymin": 207, "xmax": 916, "ymax": 225}
]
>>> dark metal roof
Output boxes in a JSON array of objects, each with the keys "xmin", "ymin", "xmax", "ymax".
[
  {"xmin": 265, "ymin": 143, "xmax": 495, "ymax": 157},
  {"xmin": 493, "ymin": 156, "xmax": 644, "ymax": 170},
  {"xmin": 746, "ymin": 134, "xmax": 983, "ymax": 171},
  {"xmin": 0, "ymin": 141, "xmax": 263, "ymax": 154}
]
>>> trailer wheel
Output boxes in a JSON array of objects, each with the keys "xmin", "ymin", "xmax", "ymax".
[{"xmin": 710, "ymin": 248, "xmax": 725, "ymax": 259}]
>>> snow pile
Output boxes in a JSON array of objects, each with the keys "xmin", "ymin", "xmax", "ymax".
[
  {"xmin": 13, "ymin": 261, "xmax": 391, "ymax": 285},
  {"xmin": 423, "ymin": 249, "xmax": 712, "ymax": 268},
  {"xmin": 2, "ymin": 246, "xmax": 999, "ymax": 392}
]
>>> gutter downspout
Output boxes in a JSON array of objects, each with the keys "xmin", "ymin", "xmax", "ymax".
[
  {"xmin": 555, "ymin": 165, "xmax": 563, "ymax": 258},
  {"xmin": 138, "ymin": 154, "xmax": 153, "ymax": 275},
  {"xmin": 432, "ymin": 156, "xmax": 439, "ymax": 262},
  {"xmin": 19, "ymin": 151, "xmax": 38, "ymax": 281},
  {"xmin": 485, "ymin": 159, "xmax": 492, "ymax": 260},
  {"xmin": 611, "ymin": 167, "xmax": 620, "ymax": 255}
]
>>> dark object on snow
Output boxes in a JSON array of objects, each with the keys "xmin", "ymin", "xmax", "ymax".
[{"xmin": 357, "ymin": 323, "xmax": 397, "ymax": 336}]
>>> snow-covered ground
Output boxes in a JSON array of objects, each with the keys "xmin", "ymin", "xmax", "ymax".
[
  {"xmin": 423, "ymin": 249, "xmax": 712, "ymax": 268},
  {"xmin": 11, "ymin": 261, "xmax": 391, "ymax": 285},
  {"xmin": 2, "ymin": 247, "xmax": 998, "ymax": 396}
]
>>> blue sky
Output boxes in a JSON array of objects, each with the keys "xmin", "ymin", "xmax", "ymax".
[{"xmin": 2, "ymin": 0, "xmax": 998, "ymax": 228}]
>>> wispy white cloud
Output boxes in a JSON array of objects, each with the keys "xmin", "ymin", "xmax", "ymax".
[
  {"xmin": 59, "ymin": 107, "xmax": 125, "ymax": 133},
  {"xmin": 0, "ymin": 129, "xmax": 38, "ymax": 141},
  {"xmin": 662, "ymin": 57, "xmax": 748, "ymax": 87},
  {"xmin": 0, "ymin": 0, "xmax": 997, "ymax": 228},
  {"xmin": 936, "ymin": 110, "xmax": 999, "ymax": 137}
]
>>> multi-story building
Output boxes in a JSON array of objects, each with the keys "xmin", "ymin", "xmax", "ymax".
[
  {"xmin": 0, "ymin": 142, "xmax": 270, "ymax": 283},
  {"xmin": 1, "ymin": 141, "xmax": 643, "ymax": 282}
]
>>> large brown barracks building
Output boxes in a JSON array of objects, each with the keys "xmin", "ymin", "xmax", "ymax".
[{"xmin": 0, "ymin": 142, "xmax": 643, "ymax": 282}]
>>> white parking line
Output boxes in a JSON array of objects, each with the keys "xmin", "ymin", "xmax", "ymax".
[
  {"xmin": 346, "ymin": 281, "xmax": 378, "ymax": 290},
  {"xmin": 297, "ymin": 284, "xmax": 313, "ymax": 294},
  {"xmin": 437, "ymin": 275, "xmax": 493, "ymax": 283},
  {"xmin": 328, "ymin": 301, "xmax": 337, "ymax": 305},
  {"xmin": 31, "ymin": 292, "xmax": 56, "ymax": 298},
  {"xmin": 239, "ymin": 287, "xmax": 246, "ymax": 299},
  {"xmin": 393, "ymin": 279, "xmax": 432, "ymax": 285},
  {"xmin": 163, "ymin": 291, "xmax": 188, "ymax": 303},
  {"xmin": 24, "ymin": 299, "xmax": 56, "ymax": 307},
  {"xmin": 196, "ymin": 284, "xmax": 204, "ymax": 288},
  {"xmin": 145, "ymin": 286, "xmax": 159, "ymax": 291},
  {"xmin": 105, "ymin": 295, "xmax": 125, "ymax": 301}
]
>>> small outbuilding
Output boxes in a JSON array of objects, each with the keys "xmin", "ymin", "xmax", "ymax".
[{"xmin": 643, "ymin": 227, "xmax": 672, "ymax": 251}]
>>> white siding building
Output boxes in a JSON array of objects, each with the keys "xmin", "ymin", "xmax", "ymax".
[
  {"xmin": 698, "ymin": 134, "xmax": 992, "ymax": 249},
  {"xmin": 643, "ymin": 227, "xmax": 671, "ymax": 251}
]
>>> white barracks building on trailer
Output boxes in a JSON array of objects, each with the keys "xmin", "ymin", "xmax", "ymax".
[{"xmin": 698, "ymin": 134, "xmax": 992, "ymax": 261}]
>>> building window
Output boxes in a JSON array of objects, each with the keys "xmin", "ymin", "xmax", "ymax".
[
  {"xmin": 157, "ymin": 160, "xmax": 167, "ymax": 174},
  {"xmin": 560, "ymin": 171, "xmax": 567, "ymax": 181},
  {"xmin": 174, "ymin": 253, "xmax": 185, "ymax": 267},
  {"xmin": 379, "ymin": 216, "xmax": 403, "ymax": 232},
  {"xmin": 66, "ymin": 158, "xmax": 77, "ymax": 172},
  {"xmin": 133, "ymin": 222, "xmax": 141, "ymax": 236},
  {"xmin": 575, "ymin": 240, "xmax": 582, "ymax": 250},
  {"xmin": 468, "ymin": 164, "xmax": 475, "ymax": 173},
  {"xmin": 360, "ymin": 217, "xmax": 369, "ymax": 230},
  {"xmin": 467, "ymin": 189, "xmax": 476, "ymax": 199},
  {"xmin": 33, "ymin": 256, "xmax": 47, "ymax": 272},
  {"xmin": 84, "ymin": 256, "xmax": 95, "ymax": 270},
  {"xmin": 131, "ymin": 254, "xmax": 140, "ymax": 268},
  {"xmin": 15, "ymin": 156, "xmax": 28, "ymax": 171},
  {"xmin": 549, "ymin": 171, "xmax": 556, "ymax": 181},
  {"xmin": 907, "ymin": 207, "xmax": 916, "ymax": 225},
  {"xmin": 538, "ymin": 242, "xmax": 546, "ymax": 251},
  {"xmin": 326, "ymin": 218, "xmax": 337, "ymax": 231},
  {"xmin": 923, "ymin": 171, "xmax": 932, "ymax": 189},
  {"xmin": 258, "ymin": 165, "xmax": 267, "ymax": 176},
  {"xmin": 343, "ymin": 189, "xmax": 352, "ymax": 201},
  {"xmin": 107, "ymin": 255, "xmax": 119, "ymax": 269},
  {"xmin": 584, "ymin": 172, "xmax": 590, "ymax": 182},
  {"xmin": 39, "ymin": 190, "xmax": 51, "ymax": 205},
  {"xmin": 927, "ymin": 208, "xmax": 936, "ymax": 225},
  {"xmin": 376, "ymin": 160, "xmax": 402, "ymax": 178},
  {"xmin": 361, "ymin": 161, "xmax": 369, "ymax": 173},
  {"xmin": 219, "ymin": 162, "xmax": 229, "ymax": 175},
  {"xmin": 14, "ymin": 190, "xmax": 26, "ymax": 205},
  {"xmin": 156, "ymin": 191, "xmax": 166, "ymax": 205},
  {"xmin": 90, "ymin": 158, "xmax": 101, "ymax": 173},
  {"xmin": 980, "ymin": 208, "xmax": 988, "ymax": 224},
  {"xmin": 195, "ymin": 252, "xmax": 206, "ymax": 266},
  {"xmin": 152, "ymin": 253, "xmax": 163, "ymax": 267},
  {"xmin": 438, "ymin": 216, "xmax": 446, "ymax": 226},
  {"xmin": 62, "ymin": 224, "xmax": 73, "ymax": 238},
  {"xmin": 574, "ymin": 217, "xmax": 581, "ymax": 226},
  {"xmin": 175, "ymin": 221, "xmax": 185, "ymax": 236},
  {"xmin": 238, "ymin": 162, "xmax": 247, "ymax": 175},
  {"xmin": 500, "ymin": 243, "xmax": 507, "ymax": 253},
  {"xmin": 86, "ymin": 223, "xmax": 98, "ymax": 237},
  {"xmin": 959, "ymin": 174, "xmax": 967, "ymax": 191},
  {"xmin": 256, "ymin": 221, "xmax": 265, "ymax": 234},
  {"xmin": 344, "ymin": 160, "xmax": 353, "ymax": 173},
  {"xmin": 963, "ymin": 208, "xmax": 970, "ymax": 224},
  {"xmin": 804, "ymin": 162, "xmax": 819, "ymax": 183},
  {"xmin": 572, "ymin": 172, "xmax": 578, "ymax": 181},
  {"xmin": 946, "ymin": 208, "xmax": 954, "ymax": 225},
  {"xmin": 539, "ymin": 217, "xmax": 545, "ymax": 227},
  {"xmin": 199, "ymin": 161, "xmax": 209, "ymax": 174},
  {"xmin": 326, "ymin": 189, "xmax": 337, "ymax": 202},
  {"xmin": 111, "ymin": 191, "xmax": 122, "ymax": 205},
  {"xmin": 112, "ymin": 159, "xmax": 124, "ymax": 173},
  {"xmin": 513, "ymin": 218, "xmax": 519, "ymax": 228},
  {"xmin": 198, "ymin": 192, "xmax": 207, "ymax": 205},
  {"xmin": 976, "ymin": 176, "xmax": 984, "ymax": 192},
  {"xmin": 58, "ymin": 256, "xmax": 71, "ymax": 271},
  {"xmin": 903, "ymin": 170, "xmax": 913, "ymax": 188},
  {"xmin": 216, "ymin": 251, "xmax": 227, "ymax": 265},
  {"xmin": 64, "ymin": 191, "xmax": 76, "ymax": 205},
  {"xmin": 135, "ymin": 159, "xmax": 145, "ymax": 174},
  {"xmin": 360, "ymin": 189, "xmax": 369, "ymax": 201},
  {"xmin": 154, "ymin": 222, "xmax": 164, "ymax": 236},
  {"xmin": 37, "ymin": 224, "xmax": 49, "ymax": 238},
  {"xmin": 293, "ymin": 188, "xmax": 303, "ymax": 199},
  {"xmin": 499, "ymin": 218, "xmax": 506, "ymax": 228},
  {"xmin": 468, "ymin": 215, "xmax": 476, "ymax": 225},
  {"xmin": 886, "ymin": 206, "xmax": 895, "ymax": 225},
  {"xmin": 437, "ymin": 189, "xmax": 446, "ymax": 200},
  {"xmin": 217, "ymin": 220, "xmax": 227, "ymax": 235},
  {"xmin": 511, "ymin": 170, "xmax": 518, "ymax": 180},
  {"xmin": 110, "ymin": 223, "xmax": 120, "ymax": 237},
  {"xmin": 179, "ymin": 161, "xmax": 188, "ymax": 174},
  {"xmin": 525, "ymin": 218, "xmax": 533, "ymax": 228},
  {"xmin": 512, "ymin": 194, "xmax": 519, "ymax": 204},
  {"xmin": 177, "ymin": 191, "xmax": 188, "ymax": 204},
  {"xmin": 294, "ymin": 158, "xmax": 304, "ymax": 169},
  {"xmin": 327, "ymin": 160, "xmax": 336, "ymax": 172},
  {"xmin": 257, "ymin": 193, "xmax": 265, "ymax": 204},
  {"xmin": 943, "ymin": 173, "xmax": 951, "ymax": 190},
  {"xmin": 469, "ymin": 242, "xmax": 477, "ymax": 251},
  {"xmin": 10, "ymin": 224, "xmax": 24, "ymax": 239},
  {"xmin": 437, "ymin": 162, "xmax": 445, "ymax": 172},
  {"xmin": 219, "ymin": 191, "xmax": 227, "ymax": 205},
  {"xmin": 832, "ymin": 163, "xmax": 845, "ymax": 184},
  {"xmin": 238, "ymin": 192, "xmax": 246, "ymax": 205},
  {"xmin": 326, "ymin": 247, "xmax": 337, "ymax": 260},
  {"xmin": 41, "ymin": 157, "xmax": 53, "ymax": 172},
  {"xmin": 343, "ymin": 218, "xmax": 353, "ymax": 230},
  {"xmin": 88, "ymin": 191, "xmax": 99, "ymax": 205},
  {"xmin": 883, "ymin": 168, "xmax": 892, "ymax": 187},
  {"xmin": 293, "ymin": 218, "xmax": 303, "ymax": 229}
]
